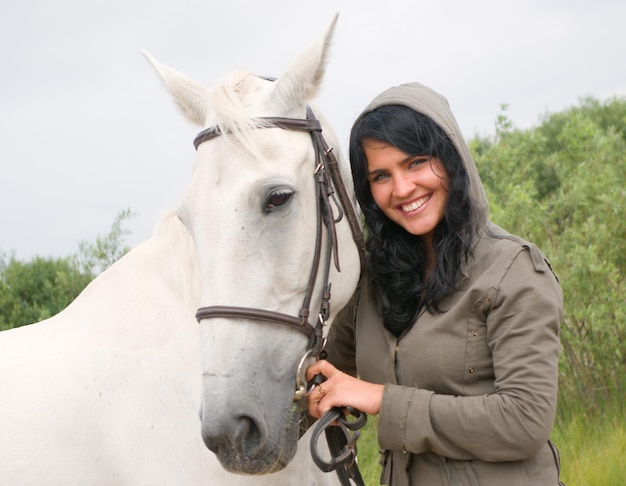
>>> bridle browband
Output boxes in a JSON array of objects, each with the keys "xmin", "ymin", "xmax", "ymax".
[
  {"xmin": 192, "ymin": 106, "xmax": 367, "ymax": 485},
  {"xmin": 192, "ymin": 116, "xmax": 323, "ymax": 149},
  {"xmin": 194, "ymin": 106, "xmax": 366, "ymax": 386}
]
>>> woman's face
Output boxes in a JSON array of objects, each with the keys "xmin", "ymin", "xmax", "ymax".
[{"xmin": 364, "ymin": 139, "xmax": 449, "ymax": 243}]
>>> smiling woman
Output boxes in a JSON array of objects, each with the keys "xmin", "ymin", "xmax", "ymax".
[{"xmin": 306, "ymin": 82, "xmax": 566, "ymax": 486}]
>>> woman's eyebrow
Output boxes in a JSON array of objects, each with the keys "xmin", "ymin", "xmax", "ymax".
[{"xmin": 367, "ymin": 167, "xmax": 387, "ymax": 177}]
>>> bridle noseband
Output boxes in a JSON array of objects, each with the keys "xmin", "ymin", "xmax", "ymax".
[{"xmin": 193, "ymin": 106, "xmax": 366, "ymax": 399}]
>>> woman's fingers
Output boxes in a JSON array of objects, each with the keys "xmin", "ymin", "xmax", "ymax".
[
  {"xmin": 305, "ymin": 359, "xmax": 339, "ymax": 381},
  {"xmin": 306, "ymin": 360, "xmax": 338, "ymax": 418},
  {"xmin": 305, "ymin": 360, "xmax": 384, "ymax": 417}
]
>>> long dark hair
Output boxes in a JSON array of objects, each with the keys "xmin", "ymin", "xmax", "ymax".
[{"xmin": 349, "ymin": 105, "xmax": 478, "ymax": 335}]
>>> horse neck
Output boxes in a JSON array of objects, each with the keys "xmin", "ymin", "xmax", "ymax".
[
  {"xmin": 149, "ymin": 210, "xmax": 200, "ymax": 306},
  {"xmin": 60, "ymin": 211, "xmax": 200, "ymax": 339}
]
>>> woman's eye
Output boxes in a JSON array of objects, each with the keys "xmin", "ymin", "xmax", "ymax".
[
  {"xmin": 409, "ymin": 156, "xmax": 432, "ymax": 169},
  {"xmin": 370, "ymin": 173, "xmax": 389, "ymax": 183},
  {"xmin": 265, "ymin": 190, "xmax": 294, "ymax": 211}
]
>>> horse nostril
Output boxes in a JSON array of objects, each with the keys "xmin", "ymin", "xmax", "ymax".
[
  {"xmin": 233, "ymin": 414, "xmax": 266, "ymax": 455},
  {"xmin": 201, "ymin": 410, "xmax": 269, "ymax": 460}
]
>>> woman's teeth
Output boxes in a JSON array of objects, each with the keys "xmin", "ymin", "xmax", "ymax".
[{"xmin": 401, "ymin": 195, "xmax": 430, "ymax": 212}]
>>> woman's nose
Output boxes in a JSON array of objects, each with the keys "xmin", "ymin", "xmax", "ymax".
[{"xmin": 392, "ymin": 173, "xmax": 415, "ymax": 198}]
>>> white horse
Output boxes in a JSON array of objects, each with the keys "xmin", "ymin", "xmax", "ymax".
[{"xmin": 0, "ymin": 17, "xmax": 362, "ymax": 485}]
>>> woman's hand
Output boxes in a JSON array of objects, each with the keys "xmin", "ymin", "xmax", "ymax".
[{"xmin": 306, "ymin": 359, "xmax": 384, "ymax": 418}]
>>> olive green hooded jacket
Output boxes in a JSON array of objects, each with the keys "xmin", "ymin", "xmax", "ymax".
[{"xmin": 326, "ymin": 83, "xmax": 564, "ymax": 485}]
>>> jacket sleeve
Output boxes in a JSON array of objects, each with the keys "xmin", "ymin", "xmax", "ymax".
[{"xmin": 377, "ymin": 248, "xmax": 563, "ymax": 462}]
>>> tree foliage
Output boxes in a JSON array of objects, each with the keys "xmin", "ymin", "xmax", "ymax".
[
  {"xmin": 0, "ymin": 256, "xmax": 92, "ymax": 331},
  {"xmin": 470, "ymin": 96, "xmax": 626, "ymax": 418},
  {"xmin": 72, "ymin": 208, "xmax": 135, "ymax": 276},
  {"xmin": 0, "ymin": 210, "xmax": 134, "ymax": 331}
]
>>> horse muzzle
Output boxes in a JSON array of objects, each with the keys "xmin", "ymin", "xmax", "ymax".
[{"xmin": 199, "ymin": 392, "xmax": 301, "ymax": 474}]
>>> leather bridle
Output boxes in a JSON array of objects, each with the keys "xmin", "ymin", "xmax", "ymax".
[
  {"xmin": 193, "ymin": 106, "xmax": 365, "ymax": 390},
  {"xmin": 192, "ymin": 106, "xmax": 367, "ymax": 485}
]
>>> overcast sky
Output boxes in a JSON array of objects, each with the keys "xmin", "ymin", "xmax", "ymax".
[{"xmin": 2, "ymin": 0, "xmax": 625, "ymax": 261}]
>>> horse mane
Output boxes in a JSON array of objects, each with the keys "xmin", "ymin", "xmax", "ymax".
[{"xmin": 154, "ymin": 210, "xmax": 199, "ymax": 298}]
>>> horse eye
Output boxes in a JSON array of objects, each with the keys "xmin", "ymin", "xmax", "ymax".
[{"xmin": 265, "ymin": 190, "xmax": 294, "ymax": 212}]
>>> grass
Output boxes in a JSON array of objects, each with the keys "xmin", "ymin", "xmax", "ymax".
[
  {"xmin": 553, "ymin": 409, "xmax": 626, "ymax": 485},
  {"xmin": 355, "ymin": 415, "xmax": 380, "ymax": 485},
  {"xmin": 354, "ymin": 407, "xmax": 626, "ymax": 485}
]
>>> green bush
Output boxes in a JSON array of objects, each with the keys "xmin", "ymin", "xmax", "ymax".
[
  {"xmin": 472, "ymin": 97, "xmax": 626, "ymax": 419},
  {"xmin": 0, "ymin": 210, "xmax": 133, "ymax": 331},
  {"xmin": 0, "ymin": 255, "xmax": 93, "ymax": 330}
]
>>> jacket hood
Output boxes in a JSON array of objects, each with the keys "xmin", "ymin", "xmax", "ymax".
[{"xmin": 359, "ymin": 82, "xmax": 489, "ymax": 226}]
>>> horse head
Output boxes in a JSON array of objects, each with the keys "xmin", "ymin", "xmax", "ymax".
[{"xmin": 145, "ymin": 16, "xmax": 362, "ymax": 475}]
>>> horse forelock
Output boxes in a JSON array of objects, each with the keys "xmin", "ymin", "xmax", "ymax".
[
  {"xmin": 205, "ymin": 71, "xmax": 269, "ymax": 156},
  {"xmin": 206, "ymin": 71, "xmax": 309, "ymax": 161}
]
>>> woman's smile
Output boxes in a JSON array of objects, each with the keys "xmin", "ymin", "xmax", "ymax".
[{"xmin": 399, "ymin": 193, "xmax": 431, "ymax": 213}]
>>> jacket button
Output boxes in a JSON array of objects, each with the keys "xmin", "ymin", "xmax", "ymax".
[
  {"xmin": 468, "ymin": 367, "xmax": 475, "ymax": 373},
  {"xmin": 472, "ymin": 331, "xmax": 477, "ymax": 337}
]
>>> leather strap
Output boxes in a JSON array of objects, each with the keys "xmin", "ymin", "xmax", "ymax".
[
  {"xmin": 310, "ymin": 407, "xmax": 367, "ymax": 486},
  {"xmin": 195, "ymin": 306, "xmax": 313, "ymax": 337},
  {"xmin": 193, "ymin": 117, "xmax": 322, "ymax": 149}
]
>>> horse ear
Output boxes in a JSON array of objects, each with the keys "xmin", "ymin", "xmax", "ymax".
[
  {"xmin": 142, "ymin": 50, "xmax": 208, "ymax": 126},
  {"xmin": 269, "ymin": 14, "xmax": 338, "ymax": 111}
]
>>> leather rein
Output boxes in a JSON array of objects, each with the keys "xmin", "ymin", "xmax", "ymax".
[{"xmin": 192, "ymin": 107, "xmax": 367, "ymax": 484}]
